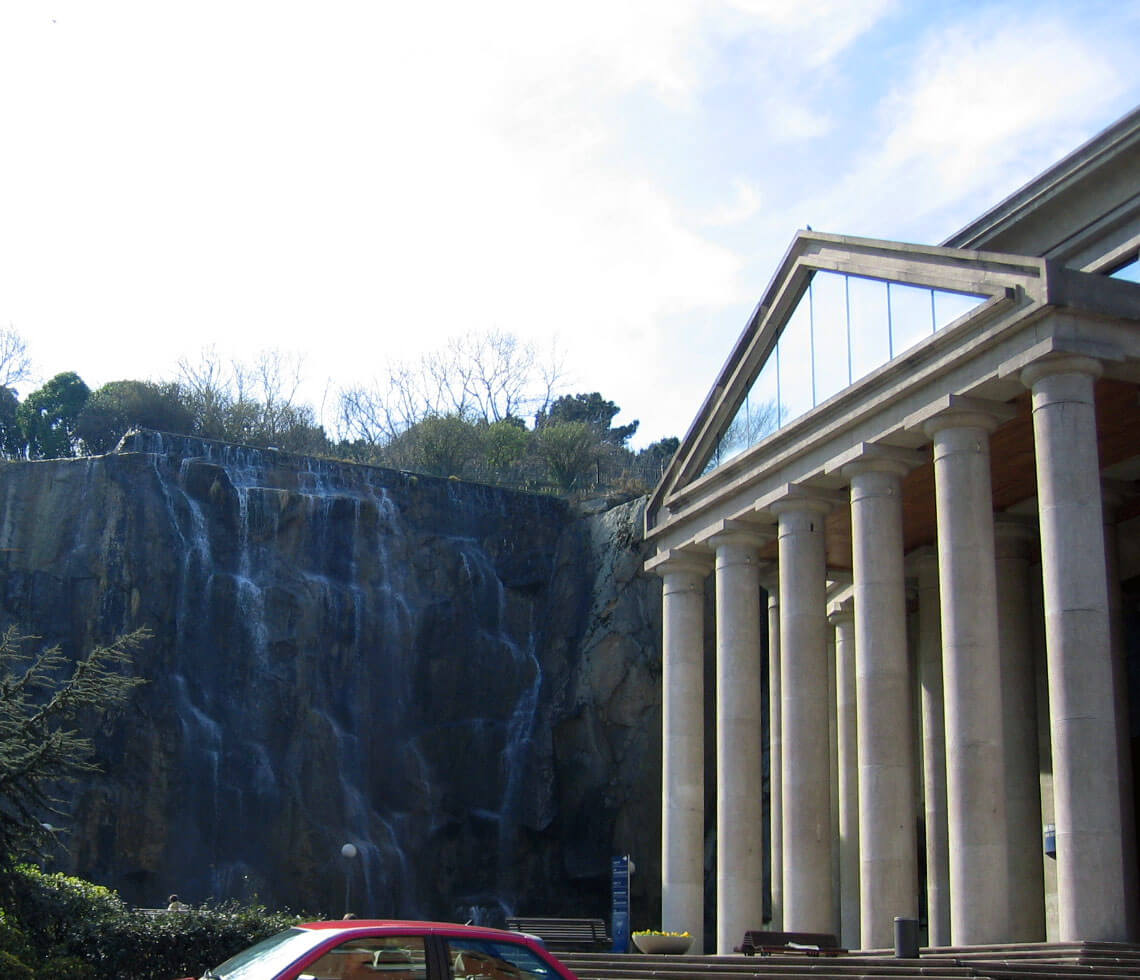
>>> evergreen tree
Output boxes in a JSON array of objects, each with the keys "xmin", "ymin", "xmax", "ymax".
[
  {"xmin": 536, "ymin": 392, "xmax": 639, "ymax": 446},
  {"xmin": 0, "ymin": 629, "xmax": 146, "ymax": 861},
  {"xmin": 75, "ymin": 380, "xmax": 194, "ymax": 454},
  {"xmin": 15, "ymin": 372, "xmax": 90, "ymax": 460}
]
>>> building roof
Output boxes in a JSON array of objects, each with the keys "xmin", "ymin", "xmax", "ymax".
[{"xmin": 943, "ymin": 105, "xmax": 1140, "ymax": 269}]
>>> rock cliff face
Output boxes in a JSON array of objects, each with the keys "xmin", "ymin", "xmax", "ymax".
[{"xmin": 0, "ymin": 432, "xmax": 663, "ymax": 922}]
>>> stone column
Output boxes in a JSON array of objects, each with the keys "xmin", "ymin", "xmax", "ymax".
[
  {"xmin": 1021, "ymin": 357, "xmax": 1128, "ymax": 941},
  {"xmin": 843, "ymin": 453, "xmax": 919, "ymax": 949},
  {"xmin": 710, "ymin": 525, "xmax": 769, "ymax": 953},
  {"xmin": 1102, "ymin": 485, "xmax": 1139, "ymax": 938},
  {"xmin": 653, "ymin": 551, "xmax": 713, "ymax": 950},
  {"xmin": 994, "ymin": 517, "xmax": 1045, "ymax": 940},
  {"xmin": 829, "ymin": 624, "xmax": 841, "ymax": 933},
  {"xmin": 764, "ymin": 584, "xmax": 784, "ymax": 931},
  {"xmin": 923, "ymin": 400, "xmax": 1010, "ymax": 944},
  {"xmin": 830, "ymin": 601, "xmax": 860, "ymax": 948},
  {"xmin": 911, "ymin": 547, "xmax": 951, "ymax": 947},
  {"xmin": 771, "ymin": 492, "xmax": 836, "ymax": 935}
]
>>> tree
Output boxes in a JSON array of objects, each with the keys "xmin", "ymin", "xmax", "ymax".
[
  {"xmin": 480, "ymin": 417, "xmax": 530, "ymax": 478},
  {"xmin": 15, "ymin": 372, "xmax": 90, "ymax": 460},
  {"xmin": 75, "ymin": 380, "xmax": 194, "ymax": 454},
  {"xmin": 176, "ymin": 347, "xmax": 235, "ymax": 440},
  {"xmin": 384, "ymin": 414, "xmax": 482, "ymax": 478},
  {"xmin": 176, "ymin": 348, "xmax": 329, "ymax": 452},
  {"xmin": 634, "ymin": 436, "xmax": 680, "ymax": 486},
  {"xmin": 533, "ymin": 421, "xmax": 602, "ymax": 492},
  {"xmin": 335, "ymin": 329, "xmax": 566, "ymax": 446},
  {"xmin": 536, "ymin": 392, "xmax": 639, "ymax": 446},
  {"xmin": 0, "ymin": 387, "xmax": 21, "ymax": 459},
  {"xmin": 0, "ymin": 629, "xmax": 146, "ymax": 861},
  {"xmin": 335, "ymin": 385, "xmax": 393, "ymax": 454},
  {"xmin": 0, "ymin": 327, "xmax": 32, "ymax": 391},
  {"xmin": 446, "ymin": 329, "xmax": 562, "ymax": 424}
]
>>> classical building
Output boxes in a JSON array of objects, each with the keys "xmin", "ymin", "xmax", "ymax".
[{"xmin": 645, "ymin": 106, "xmax": 1140, "ymax": 953}]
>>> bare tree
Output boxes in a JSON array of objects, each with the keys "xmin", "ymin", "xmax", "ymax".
[
  {"xmin": 335, "ymin": 329, "xmax": 566, "ymax": 447},
  {"xmin": 449, "ymin": 329, "xmax": 535, "ymax": 423},
  {"xmin": 251, "ymin": 349, "xmax": 306, "ymax": 443},
  {"xmin": 177, "ymin": 346, "xmax": 233, "ymax": 439},
  {"xmin": 177, "ymin": 347, "xmax": 321, "ymax": 448},
  {"xmin": 337, "ymin": 385, "xmax": 392, "ymax": 450},
  {"xmin": 0, "ymin": 326, "xmax": 33, "ymax": 391}
]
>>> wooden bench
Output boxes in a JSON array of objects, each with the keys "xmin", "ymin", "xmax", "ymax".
[
  {"xmin": 734, "ymin": 931, "xmax": 846, "ymax": 956},
  {"xmin": 505, "ymin": 917, "xmax": 612, "ymax": 953}
]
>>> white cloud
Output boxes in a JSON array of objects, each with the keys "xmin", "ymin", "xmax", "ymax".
[
  {"xmin": 761, "ymin": 98, "xmax": 833, "ymax": 145},
  {"xmin": 804, "ymin": 9, "xmax": 1132, "ymax": 238},
  {"xmin": 702, "ymin": 178, "xmax": 764, "ymax": 226},
  {"xmin": 726, "ymin": 0, "xmax": 897, "ymax": 67}
]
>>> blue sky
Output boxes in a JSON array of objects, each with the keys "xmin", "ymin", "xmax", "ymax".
[{"xmin": 2, "ymin": 1, "xmax": 1139, "ymax": 448}]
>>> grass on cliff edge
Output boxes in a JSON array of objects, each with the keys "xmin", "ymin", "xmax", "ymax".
[{"xmin": 0, "ymin": 864, "xmax": 304, "ymax": 980}]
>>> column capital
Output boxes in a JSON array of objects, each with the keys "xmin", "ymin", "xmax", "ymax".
[
  {"xmin": 1020, "ymin": 353, "xmax": 1103, "ymax": 390},
  {"xmin": 827, "ymin": 597, "xmax": 854, "ymax": 626},
  {"xmin": 768, "ymin": 483, "xmax": 845, "ymax": 518},
  {"xmin": 697, "ymin": 517, "xmax": 774, "ymax": 553},
  {"xmin": 828, "ymin": 442, "xmax": 925, "ymax": 481},
  {"xmin": 646, "ymin": 548, "xmax": 713, "ymax": 580},
  {"xmin": 905, "ymin": 393, "xmax": 1016, "ymax": 438}
]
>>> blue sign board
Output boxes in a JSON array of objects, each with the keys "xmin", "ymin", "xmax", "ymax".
[{"xmin": 611, "ymin": 855, "xmax": 631, "ymax": 953}]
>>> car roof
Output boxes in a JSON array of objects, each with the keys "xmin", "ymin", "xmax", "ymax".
[{"xmin": 297, "ymin": 920, "xmax": 533, "ymax": 939}]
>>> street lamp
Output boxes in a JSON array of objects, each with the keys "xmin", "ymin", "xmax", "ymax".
[{"xmin": 341, "ymin": 843, "xmax": 358, "ymax": 916}]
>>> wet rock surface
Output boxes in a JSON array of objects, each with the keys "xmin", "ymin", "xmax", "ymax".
[{"xmin": 0, "ymin": 432, "xmax": 662, "ymax": 921}]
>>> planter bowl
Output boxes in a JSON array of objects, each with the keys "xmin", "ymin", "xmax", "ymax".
[{"xmin": 632, "ymin": 934, "xmax": 692, "ymax": 954}]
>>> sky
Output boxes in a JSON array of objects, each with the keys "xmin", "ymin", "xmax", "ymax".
[{"xmin": 2, "ymin": 1, "xmax": 1139, "ymax": 450}]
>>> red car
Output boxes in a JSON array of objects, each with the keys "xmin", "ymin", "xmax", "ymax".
[{"xmin": 178, "ymin": 919, "xmax": 580, "ymax": 980}]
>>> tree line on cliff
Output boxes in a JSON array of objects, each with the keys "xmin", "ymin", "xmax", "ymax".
[{"xmin": 0, "ymin": 328, "xmax": 679, "ymax": 495}]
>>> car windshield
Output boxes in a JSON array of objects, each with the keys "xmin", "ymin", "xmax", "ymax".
[{"xmin": 203, "ymin": 927, "xmax": 322, "ymax": 980}]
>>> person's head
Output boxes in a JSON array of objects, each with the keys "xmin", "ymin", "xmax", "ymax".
[{"xmin": 169, "ymin": 895, "xmax": 179, "ymax": 904}]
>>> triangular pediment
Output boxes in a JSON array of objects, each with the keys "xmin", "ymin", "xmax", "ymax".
[{"xmin": 648, "ymin": 231, "xmax": 1050, "ymax": 526}]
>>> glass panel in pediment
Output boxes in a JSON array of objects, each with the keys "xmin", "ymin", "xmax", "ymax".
[
  {"xmin": 934, "ymin": 288, "xmax": 985, "ymax": 327},
  {"xmin": 751, "ymin": 355, "xmax": 780, "ymax": 438},
  {"xmin": 889, "ymin": 281, "xmax": 936, "ymax": 355},
  {"xmin": 848, "ymin": 275, "xmax": 891, "ymax": 379},
  {"xmin": 811, "ymin": 270, "xmax": 850, "ymax": 406},
  {"xmin": 1110, "ymin": 258, "xmax": 1140, "ymax": 283},
  {"xmin": 696, "ymin": 267, "xmax": 987, "ymax": 479},
  {"xmin": 779, "ymin": 288, "xmax": 814, "ymax": 424}
]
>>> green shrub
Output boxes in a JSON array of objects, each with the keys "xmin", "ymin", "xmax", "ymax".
[
  {"xmin": 38, "ymin": 954, "xmax": 94, "ymax": 980},
  {"xmin": 0, "ymin": 948, "xmax": 34, "ymax": 980},
  {"xmin": 0, "ymin": 866, "xmax": 302, "ymax": 980}
]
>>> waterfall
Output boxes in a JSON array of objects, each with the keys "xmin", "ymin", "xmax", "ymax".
[
  {"xmin": 6, "ymin": 429, "xmax": 621, "ymax": 921},
  {"xmin": 141, "ymin": 431, "xmax": 559, "ymax": 916}
]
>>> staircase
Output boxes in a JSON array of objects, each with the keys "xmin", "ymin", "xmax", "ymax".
[{"xmin": 557, "ymin": 943, "xmax": 1140, "ymax": 980}]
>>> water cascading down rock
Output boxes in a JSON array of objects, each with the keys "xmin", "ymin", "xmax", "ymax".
[{"xmin": 0, "ymin": 431, "xmax": 663, "ymax": 920}]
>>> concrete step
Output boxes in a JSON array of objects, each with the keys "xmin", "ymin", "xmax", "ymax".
[
  {"xmin": 555, "ymin": 943, "xmax": 1140, "ymax": 980},
  {"xmin": 563, "ymin": 962, "xmax": 978, "ymax": 976}
]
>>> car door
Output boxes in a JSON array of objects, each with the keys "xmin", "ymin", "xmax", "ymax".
[{"xmin": 437, "ymin": 935, "xmax": 568, "ymax": 980}]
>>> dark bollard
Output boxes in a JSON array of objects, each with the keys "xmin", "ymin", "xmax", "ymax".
[{"xmin": 894, "ymin": 917, "xmax": 919, "ymax": 958}]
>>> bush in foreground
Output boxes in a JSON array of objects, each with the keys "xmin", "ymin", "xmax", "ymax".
[{"xmin": 0, "ymin": 866, "xmax": 303, "ymax": 980}]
